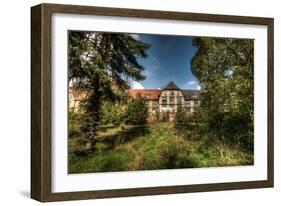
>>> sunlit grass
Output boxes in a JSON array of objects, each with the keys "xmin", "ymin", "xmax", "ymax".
[{"xmin": 68, "ymin": 122, "xmax": 253, "ymax": 174}]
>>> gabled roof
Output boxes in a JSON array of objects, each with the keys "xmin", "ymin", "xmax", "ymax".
[
  {"xmin": 163, "ymin": 81, "xmax": 180, "ymax": 90},
  {"xmin": 181, "ymin": 90, "xmax": 201, "ymax": 100},
  {"xmin": 128, "ymin": 89, "xmax": 162, "ymax": 100}
]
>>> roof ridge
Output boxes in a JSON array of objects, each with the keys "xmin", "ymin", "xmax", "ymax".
[{"xmin": 163, "ymin": 81, "xmax": 180, "ymax": 90}]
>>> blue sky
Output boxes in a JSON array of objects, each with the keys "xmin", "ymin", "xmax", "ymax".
[{"xmin": 130, "ymin": 33, "xmax": 200, "ymax": 90}]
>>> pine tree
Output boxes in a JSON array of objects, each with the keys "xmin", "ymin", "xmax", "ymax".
[{"xmin": 69, "ymin": 32, "xmax": 150, "ymax": 151}]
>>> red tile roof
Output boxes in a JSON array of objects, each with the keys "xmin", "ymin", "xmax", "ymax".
[{"xmin": 128, "ymin": 89, "xmax": 162, "ymax": 100}]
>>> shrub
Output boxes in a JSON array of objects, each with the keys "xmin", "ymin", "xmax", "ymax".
[
  {"xmin": 100, "ymin": 101, "xmax": 127, "ymax": 126},
  {"xmin": 174, "ymin": 108, "xmax": 200, "ymax": 140},
  {"xmin": 125, "ymin": 96, "xmax": 148, "ymax": 125},
  {"xmin": 207, "ymin": 111, "xmax": 253, "ymax": 151}
]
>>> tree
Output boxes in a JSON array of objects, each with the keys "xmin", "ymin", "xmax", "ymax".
[
  {"xmin": 174, "ymin": 108, "xmax": 189, "ymax": 134},
  {"xmin": 191, "ymin": 37, "xmax": 254, "ymax": 150},
  {"xmin": 69, "ymin": 32, "xmax": 150, "ymax": 151},
  {"xmin": 125, "ymin": 94, "xmax": 148, "ymax": 125},
  {"xmin": 100, "ymin": 99, "xmax": 127, "ymax": 126}
]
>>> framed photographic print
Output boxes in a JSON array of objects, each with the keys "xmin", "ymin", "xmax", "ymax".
[{"xmin": 31, "ymin": 3, "xmax": 274, "ymax": 202}]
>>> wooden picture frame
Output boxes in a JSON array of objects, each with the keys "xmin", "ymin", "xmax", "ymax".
[{"xmin": 31, "ymin": 3, "xmax": 274, "ymax": 202}]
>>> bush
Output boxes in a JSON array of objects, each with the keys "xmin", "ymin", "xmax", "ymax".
[
  {"xmin": 207, "ymin": 111, "xmax": 253, "ymax": 151},
  {"xmin": 125, "ymin": 96, "xmax": 148, "ymax": 125},
  {"xmin": 100, "ymin": 101, "xmax": 127, "ymax": 126},
  {"xmin": 174, "ymin": 108, "xmax": 188, "ymax": 127},
  {"xmin": 174, "ymin": 108, "xmax": 200, "ymax": 140}
]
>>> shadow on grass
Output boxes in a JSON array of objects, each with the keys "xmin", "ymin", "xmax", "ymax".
[
  {"xmin": 97, "ymin": 124, "xmax": 118, "ymax": 132},
  {"xmin": 98, "ymin": 125, "xmax": 150, "ymax": 148}
]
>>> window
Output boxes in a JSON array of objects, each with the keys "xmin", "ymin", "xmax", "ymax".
[
  {"xmin": 170, "ymin": 97, "xmax": 174, "ymax": 103},
  {"xmin": 177, "ymin": 97, "xmax": 182, "ymax": 104},
  {"xmin": 153, "ymin": 101, "xmax": 158, "ymax": 107},
  {"xmin": 162, "ymin": 98, "xmax": 167, "ymax": 107}
]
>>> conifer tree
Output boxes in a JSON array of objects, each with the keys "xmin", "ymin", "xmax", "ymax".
[{"xmin": 69, "ymin": 32, "xmax": 150, "ymax": 151}]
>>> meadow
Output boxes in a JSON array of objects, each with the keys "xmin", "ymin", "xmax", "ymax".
[{"xmin": 69, "ymin": 122, "xmax": 253, "ymax": 173}]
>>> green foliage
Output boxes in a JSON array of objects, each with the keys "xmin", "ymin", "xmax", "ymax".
[
  {"xmin": 100, "ymin": 101, "xmax": 127, "ymax": 126},
  {"xmin": 140, "ymin": 135, "xmax": 192, "ymax": 169},
  {"xmin": 175, "ymin": 108, "xmax": 189, "ymax": 128},
  {"xmin": 174, "ymin": 108, "xmax": 207, "ymax": 141},
  {"xmin": 190, "ymin": 37, "xmax": 254, "ymax": 151},
  {"xmin": 186, "ymin": 139, "xmax": 253, "ymax": 167},
  {"xmin": 69, "ymin": 148, "xmax": 134, "ymax": 173},
  {"xmin": 125, "ymin": 95, "xmax": 148, "ymax": 125},
  {"xmin": 69, "ymin": 32, "xmax": 150, "ymax": 88},
  {"xmin": 174, "ymin": 109, "xmax": 188, "ymax": 131},
  {"xmin": 68, "ymin": 31, "xmax": 150, "ymax": 150},
  {"xmin": 69, "ymin": 111, "xmax": 82, "ymax": 137},
  {"xmin": 68, "ymin": 122, "xmax": 253, "ymax": 173}
]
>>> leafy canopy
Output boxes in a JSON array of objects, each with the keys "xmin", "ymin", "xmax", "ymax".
[{"xmin": 191, "ymin": 37, "xmax": 254, "ymax": 149}]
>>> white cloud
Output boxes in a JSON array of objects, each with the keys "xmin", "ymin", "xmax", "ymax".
[
  {"xmin": 130, "ymin": 34, "xmax": 140, "ymax": 40},
  {"xmin": 130, "ymin": 81, "xmax": 144, "ymax": 89},
  {"xmin": 151, "ymin": 57, "xmax": 160, "ymax": 70},
  {"xmin": 144, "ymin": 69, "xmax": 155, "ymax": 77},
  {"xmin": 188, "ymin": 80, "xmax": 196, "ymax": 85},
  {"xmin": 182, "ymin": 80, "xmax": 201, "ymax": 90},
  {"xmin": 142, "ymin": 57, "xmax": 161, "ymax": 78}
]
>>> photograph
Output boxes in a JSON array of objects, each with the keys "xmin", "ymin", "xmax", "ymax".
[
  {"xmin": 68, "ymin": 31, "xmax": 254, "ymax": 174},
  {"xmin": 30, "ymin": 3, "xmax": 274, "ymax": 201}
]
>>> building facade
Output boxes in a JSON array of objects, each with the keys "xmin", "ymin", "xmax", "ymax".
[
  {"xmin": 128, "ymin": 81, "xmax": 201, "ymax": 121},
  {"xmin": 69, "ymin": 88, "xmax": 87, "ymax": 112},
  {"xmin": 69, "ymin": 81, "xmax": 201, "ymax": 121}
]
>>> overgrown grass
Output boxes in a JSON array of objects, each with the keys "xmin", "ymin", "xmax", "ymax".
[
  {"xmin": 184, "ymin": 140, "xmax": 253, "ymax": 168},
  {"xmin": 68, "ymin": 122, "xmax": 253, "ymax": 174}
]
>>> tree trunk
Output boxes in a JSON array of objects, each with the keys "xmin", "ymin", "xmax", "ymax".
[
  {"xmin": 82, "ymin": 34, "xmax": 107, "ymax": 152},
  {"xmin": 81, "ymin": 75, "xmax": 102, "ymax": 152}
]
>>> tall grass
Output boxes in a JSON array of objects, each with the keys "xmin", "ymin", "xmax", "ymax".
[{"xmin": 69, "ymin": 122, "xmax": 253, "ymax": 174}]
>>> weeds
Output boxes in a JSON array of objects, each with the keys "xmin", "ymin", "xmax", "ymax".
[{"xmin": 69, "ymin": 122, "xmax": 253, "ymax": 174}]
